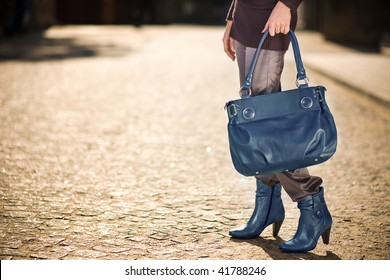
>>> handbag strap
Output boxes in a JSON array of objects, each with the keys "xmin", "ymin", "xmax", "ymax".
[{"xmin": 240, "ymin": 30, "xmax": 309, "ymax": 98}]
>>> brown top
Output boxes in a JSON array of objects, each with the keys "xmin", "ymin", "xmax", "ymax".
[{"xmin": 226, "ymin": 0, "xmax": 303, "ymax": 50}]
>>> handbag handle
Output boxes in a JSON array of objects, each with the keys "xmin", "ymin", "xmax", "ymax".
[{"xmin": 240, "ymin": 30, "xmax": 309, "ymax": 97}]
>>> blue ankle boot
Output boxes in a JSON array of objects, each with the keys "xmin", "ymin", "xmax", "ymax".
[
  {"xmin": 229, "ymin": 180, "xmax": 285, "ymax": 239},
  {"xmin": 279, "ymin": 187, "xmax": 332, "ymax": 252}
]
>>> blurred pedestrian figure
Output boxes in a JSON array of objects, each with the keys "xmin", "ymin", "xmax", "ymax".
[
  {"xmin": 222, "ymin": 0, "xmax": 333, "ymax": 253},
  {"xmin": 131, "ymin": 0, "xmax": 156, "ymax": 27},
  {"xmin": 0, "ymin": 0, "xmax": 31, "ymax": 36}
]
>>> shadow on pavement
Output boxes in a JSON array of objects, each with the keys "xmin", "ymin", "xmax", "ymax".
[
  {"xmin": 0, "ymin": 33, "xmax": 132, "ymax": 61},
  {"xmin": 230, "ymin": 237, "xmax": 342, "ymax": 260}
]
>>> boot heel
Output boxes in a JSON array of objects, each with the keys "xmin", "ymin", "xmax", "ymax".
[
  {"xmin": 321, "ymin": 226, "xmax": 331, "ymax": 244},
  {"xmin": 272, "ymin": 219, "xmax": 284, "ymax": 237}
]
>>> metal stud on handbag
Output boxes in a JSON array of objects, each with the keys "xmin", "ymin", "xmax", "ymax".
[{"xmin": 225, "ymin": 30, "xmax": 337, "ymax": 176}]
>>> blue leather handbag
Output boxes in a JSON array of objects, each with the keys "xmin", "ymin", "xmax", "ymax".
[{"xmin": 225, "ymin": 30, "xmax": 337, "ymax": 176}]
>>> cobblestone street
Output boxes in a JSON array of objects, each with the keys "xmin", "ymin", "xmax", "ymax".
[{"xmin": 0, "ymin": 25, "xmax": 389, "ymax": 260}]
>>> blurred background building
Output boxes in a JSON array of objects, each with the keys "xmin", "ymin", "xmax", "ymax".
[{"xmin": 1, "ymin": 0, "xmax": 389, "ymax": 51}]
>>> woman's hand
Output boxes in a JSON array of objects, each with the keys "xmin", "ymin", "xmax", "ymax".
[
  {"xmin": 223, "ymin": 20, "xmax": 236, "ymax": 61},
  {"xmin": 262, "ymin": 1, "xmax": 291, "ymax": 36}
]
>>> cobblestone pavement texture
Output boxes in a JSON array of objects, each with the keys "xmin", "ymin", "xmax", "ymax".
[{"xmin": 0, "ymin": 26, "xmax": 389, "ymax": 260}]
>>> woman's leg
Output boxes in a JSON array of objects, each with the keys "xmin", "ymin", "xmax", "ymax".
[{"xmin": 229, "ymin": 41, "xmax": 286, "ymax": 239}]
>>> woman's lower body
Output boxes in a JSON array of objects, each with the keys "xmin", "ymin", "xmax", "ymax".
[{"xmin": 229, "ymin": 40, "xmax": 332, "ymax": 252}]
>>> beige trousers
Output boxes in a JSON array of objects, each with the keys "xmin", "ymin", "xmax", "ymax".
[{"xmin": 235, "ymin": 40, "xmax": 322, "ymax": 202}]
